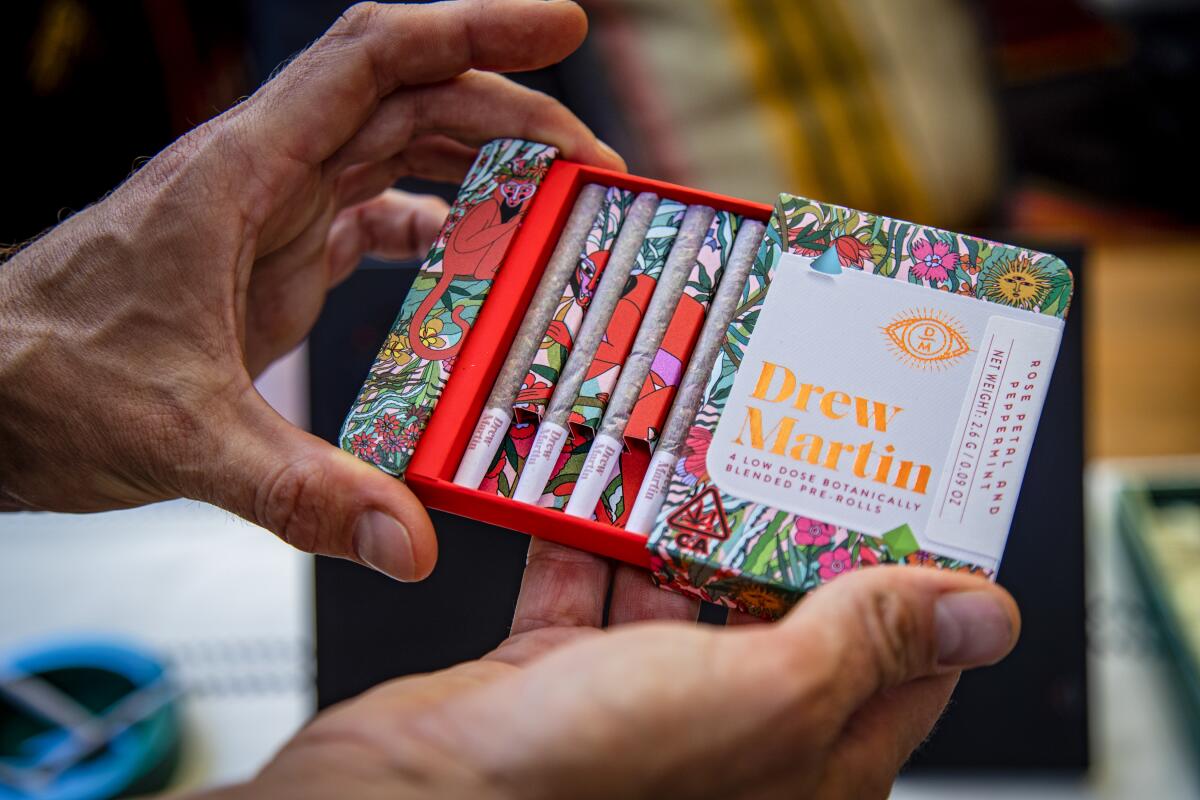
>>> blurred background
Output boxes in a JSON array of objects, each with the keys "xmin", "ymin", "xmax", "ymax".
[{"xmin": 2, "ymin": 0, "xmax": 1199, "ymax": 797}]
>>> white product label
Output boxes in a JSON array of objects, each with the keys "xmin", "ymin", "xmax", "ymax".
[
  {"xmin": 564, "ymin": 433, "xmax": 623, "ymax": 519},
  {"xmin": 625, "ymin": 449, "xmax": 677, "ymax": 533},
  {"xmin": 707, "ymin": 254, "xmax": 1063, "ymax": 566},
  {"xmin": 923, "ymin": 317, "xmax": 1060, "ymax": 557},
  {"xmin": 512, "ymin": 422, "xmax": 569, "ymax": 504},
  {"xmin": 453, "ymin": 407, "xmax": 513, "ymax": 489}
]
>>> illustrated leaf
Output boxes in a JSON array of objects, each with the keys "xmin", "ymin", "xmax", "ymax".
[{"xmin": 1038, "ymin": 267, "xmax": 1074, "ymax": 317}]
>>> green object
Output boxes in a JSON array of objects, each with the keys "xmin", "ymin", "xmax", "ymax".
[
  {"xmin": 0, "ymin": 639, "xmax": 181, "ymax": 800},
  {"xmin": 810, "ymin": 247, "xmax": 843, "ymax": 275},
  {"xmin": 1117, "ymin": 480, "xmax": 1200, "ymax": 775},
  {"xmin": 881, "ymin": 524, "xmax": 920, "ymax": 559}
]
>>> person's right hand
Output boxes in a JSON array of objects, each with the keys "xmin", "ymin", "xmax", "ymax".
[
  {"xmin": 0, "ymin": 0, "xmax": 621, "ymax": 581},
  {"xmin": 203, "ymin": 545, "xmax": 1020, "ymax": 800}
]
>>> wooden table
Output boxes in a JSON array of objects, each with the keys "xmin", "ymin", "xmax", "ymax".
[{"xmin": 1087, "ymin": 241, "xmax": 1200, "ymax": 457}]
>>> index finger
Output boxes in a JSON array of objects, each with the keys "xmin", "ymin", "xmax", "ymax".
[
  {"xmin": 246, "ymin": 0, "xmax": 592, "ymax": 164},
  {"xmin": 510, "ymin": 539, "xmax": 612, "ymax": 635},
  {"xmin": 608, "ymin": 564, "xmax": 700, "ymax": 625}
]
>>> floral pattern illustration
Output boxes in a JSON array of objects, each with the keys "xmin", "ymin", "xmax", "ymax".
[
  {"xmin": 339, "ymin": 139, "xmax": 557, "ymax": 477},
  {"xmin": 568, "ymin": 199, "xmax": 688, "ymax": 433},
  {"xmin": 512, "ymin": 186, "xmax": 633, "ymax": 421},
  {"xmin": 648, "ymin": 193, "xmax": 1072, "ymax": 619},
  {"xmin": 487, "ymin": 187, "xmax": 635, "ymax": 497},
  {"xmin": 598, "ymin": 210, "xmax": 740, "ymax": 525},
  {"xmin": 626, "ymin": 210, "xmax": 739, "ymax": 443},
  {"xmin": 536, "ymin": 199, "xmax": 689, "ymax": 512},
  {"xmin": 910, "ymin": 237, "xmax": 959, "ymax": 282},
  {"xmin": 677, "ymin": 425, "xmax": 713, "ymax": 486},
  {"xmin": 480, "ymin": 419, "xmax": 537, "ymax": 498}
]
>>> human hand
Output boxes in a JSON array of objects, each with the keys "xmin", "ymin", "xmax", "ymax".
[
  {"xmin": 205, "ymin": 544, "xmax": 1019, "ymax": 800},
  {"xmin": 0, "ymin": 0, "xmax": 622, "ymax": 579}
]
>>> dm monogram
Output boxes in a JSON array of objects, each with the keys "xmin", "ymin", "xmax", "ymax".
[{"xmin": 883, "ymin": 309, "xmax": 970, "ymax": 369}]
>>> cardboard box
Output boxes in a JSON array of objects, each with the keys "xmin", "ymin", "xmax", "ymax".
[{"xmin": 341, "ymin": 139, "xmax": 1073, "ymax": 618}]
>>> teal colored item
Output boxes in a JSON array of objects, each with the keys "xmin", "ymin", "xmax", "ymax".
[
  {"xmin": 0, "ymin": 638, "xmax": 181, "ymax": 800},
  {"xmin": 809, "ymin": 247, "xmax": 843, "ymax": 275}
]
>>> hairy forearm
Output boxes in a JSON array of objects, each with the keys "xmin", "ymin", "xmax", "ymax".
[{"xmin": 0, "ymin": 229, "xmax": 65, "ymax": 510}]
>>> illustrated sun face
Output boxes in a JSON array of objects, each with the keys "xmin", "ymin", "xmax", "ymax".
[
  {"xmin": 980, "ymin": 256, "xmax": 1051, "ymax": 309},
  {"xmin": 737, "ymin": 586, "xmax": 787, "ymax": 616}
]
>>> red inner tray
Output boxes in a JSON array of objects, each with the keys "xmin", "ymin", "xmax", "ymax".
[{"xmin": 406, "ymin": 161, "xmax": 773, "ymax": 567}]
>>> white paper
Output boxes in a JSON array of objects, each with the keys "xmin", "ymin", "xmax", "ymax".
[
  {"xmin": 453, "ymin": 407, "xmax": 513, "ymax": 488},
  {"xmin": 512, "ymin": 421, "xmax": 569, "ymax": 504},
  {"xmin": 923, "ymin": 316, "xmax": 1061, "ymax": 559},
  {"xmin": 563, "ymin": 433, "xmax": 623, "ymax": 519},
  {"xmin": 707, "ymin": 254, "xmax": 1064, "ymax": 566},
  {"xmin": 625, "ymin": 448, "xmax": 677, "ymax": 533}
]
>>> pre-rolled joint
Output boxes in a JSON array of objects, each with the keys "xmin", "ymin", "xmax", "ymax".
[
  {"xmin": 625, "ymin": 448, "xmax": 678, "ymax": 533},
  {"xmin": 453, "ymin": 407, "xmax": 513, "ymax": 488},
  {"xmin": 511, "ymin": 421, "xmax": 570, "ymax": 504},
  {"xmin": 564, "ymin": 432, "xmax": 623, "ymax": 518}
]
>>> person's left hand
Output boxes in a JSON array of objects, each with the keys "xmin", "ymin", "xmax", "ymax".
[
  {"xmin": 197, "ymin": 542, "xmax": 1020, "ymax": 800},
  {"xmin": 0, "ymin": 0, "xmax": 623, "ymax": 581}
]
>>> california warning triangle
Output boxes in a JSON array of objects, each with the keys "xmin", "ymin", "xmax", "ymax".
[{"xmin": 667, "ymin": 486, "xmax": 731, "ymax": 541}]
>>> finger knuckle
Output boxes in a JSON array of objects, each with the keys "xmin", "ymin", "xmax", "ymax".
[
  {"xmin": 255, "ymin": 457, "xmax": 330, "ymax": 553},
  {"xmin": 333, "ymin": 2, "xmax": 379, "ymax": 38},
  {"xmin": 522, "ymin": 86, "xmax": 570, "ymax": 127},
  {"xmin": 418, "ymin": 193, "xmax": 451, "ymax": 216},
  {"xmin": 524, "ymin": 541, "xmax": 600, "ymax": 572},
  {"xmin": 854, "ymin": 587, "xmax": 925, "ymax": 686}
]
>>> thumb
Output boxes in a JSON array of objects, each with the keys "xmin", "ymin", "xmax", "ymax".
[
  {"xmin": 203, "ymin": 390, "xmax": 437, "ymax": 581},
  {"xmin": 776, "ymin": 566, "xmax": 1019, "ymax": 732}
]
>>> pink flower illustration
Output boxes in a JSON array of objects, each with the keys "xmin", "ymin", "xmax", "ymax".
[
  {"xmin": 516, "ymin": 371, "xmax": 552, "ymax": 408},
  {"xmin": 818, "ymin": 547, "xmax": 856, "ymax": 581},
  {"xmin": 349, "ymin": 432, "xmax": 376, "ymax": 458},
  {"xmin": 378, "ymin": 432, "xmax": 405, "ymax": 453},
  {"xmin": 680, "ymin": 426, "xmax": 712, "ymax": 484},
  {"xmin": 398, "ymin": 422, "xmax": 422, "ymax": 451},
  {"xmin": 374, "ymin": 412, "xmax": 402, "ymax": 436},
  {"xmin": 833, "ymin": 235, "xmax": 873, "ymax": 268},
  {"xmin": 793, "ymin": 517, "xmax": 835, "ymax": 547},
  {"xmin": 509, "ymin": 421, "xmax": 538, "ymax": 459},
  {"xmin": 910, "ymin": 238, "xmax": 960, "ymax": 283}
]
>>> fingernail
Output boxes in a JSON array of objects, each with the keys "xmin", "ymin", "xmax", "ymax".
[
  {"xmin": 596, "ymin": 139, "xmax": 626, "ymax": 170},
  {"xmin": 934, "ymin": 591, "xmax": 1013, "ymax": 667},
  {"xmin": 353, "ymin": 510, "xmax": 417, "ymax": 582}
]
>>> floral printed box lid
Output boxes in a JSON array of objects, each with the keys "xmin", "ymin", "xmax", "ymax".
[{"xmin": 647, "ymin": 193, "xmax": 1073, "ymax": 619}]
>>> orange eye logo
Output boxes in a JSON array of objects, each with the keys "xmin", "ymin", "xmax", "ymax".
[{"xmin": 883, "ymin": 309, "xmax": 970, "ymax": 369}]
